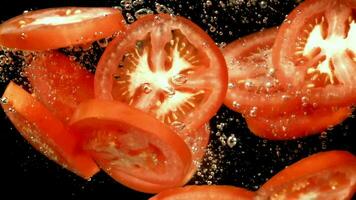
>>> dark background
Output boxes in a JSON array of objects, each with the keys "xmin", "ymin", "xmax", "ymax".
[{"xmin": 0, "ymin": 0, "xmax": 355, "ymax": 199}]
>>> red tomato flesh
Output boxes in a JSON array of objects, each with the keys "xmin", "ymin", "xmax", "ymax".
[
  {"xmin": 1, "ymin": 82, "xmax": 99, "ymax": 179},
  {"xmin": 0, "ymin": 7, "xmax": 126, "ymax": 50}
]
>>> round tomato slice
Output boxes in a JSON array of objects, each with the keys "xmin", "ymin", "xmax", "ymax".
[
  {"xmin": 69, "ymin": 99, "xmax": 192, "ymax": 192},
  {"xmin": 25, "ymin": 51, "xmax": 94, "ymax": 123},
  {"xmin": 273, "ymin": 0, "xmax": 356, "ymax": 106},
  {"xmin": 149, "ymin": 185, "xmax": 255, "ymax": 200},
  {"xmin": 223, "ymin": 27, "xmax": 301, "ymax": 117},
  {"xmin": 1, "ymin": 82, "xmax": 99, "ymax": 179},
  {"xmin": 95, "ymin": 14, "xmax": 228, "ymax": 133},
  {"xmin": 0, "ymin": 7, "xmax": 125, "ymax": 50},
  {"xmin": 257, "ymin": 151, "xmax": 356, "ymax": 200},
  {"xmin": 246, "ymin": 106, "xmax": 351, "ymax": 140}
]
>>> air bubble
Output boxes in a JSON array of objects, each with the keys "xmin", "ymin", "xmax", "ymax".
[
  {"xmin": 259, "ymin": 1, "xmax": 268, "ymax": 9},
  {"xmin": 171, "ymin": 74, "xmax": 188, "ymax": 85},
  {"xmin": 142, "ymin": 83, "xmax": 152, "ymax": 94},
  {"xmin": 1, "ymin": 97, "xmax": 8, "ymax": 104},
  {"xmin": 227, "ymin": 134, "xmax": 237, "ymax": 148},
  {"xmin": 249, "ymin": 107, "xmax": 258, "ymax": 117},
  {"xmin": 228, "ymin": 82, "xmax": 235, "ymax": 89},
  {"xmin": 232, "ymin": 101, "xmax": 240, "ymax": 109},
  {"xmin": 134, "ymin": 8, "xmax": 154, "ymax": 19},
  {"xmin": 171, "ymin": 121, "xmax": 186, "ymax": 131}
]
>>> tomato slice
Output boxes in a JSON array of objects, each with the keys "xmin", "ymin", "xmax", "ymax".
[
  {"xmin": 25, "ymin": 51, "xmax": 94, "ymax": 123},
  {"xmin": 85, "ymin": 124, "xmax": 209, "ymax": 194},
  {"xmin": 149, "ymin": 185, "xmax": 255, "ymax": 200},
  {"xmin": 1, "ymin": 82, "xmax": 99, "ymax": 179},
  {"xmin": 69, "ymin": 99, "xmax": 192, "ymax": 193},
  {"xmin": 95, "ymin": 14, "xmax": 228, "ymax": 132},
  {"xmin": 0, "ymin": 7, "xmax": 125, "ymax": 50},
  {"xmin": 273, "ymin": 0, "xmax": 356, "ymax": 106},
  {"xmin": 246, "ymin": 106, "xmax": 352, "ymax": 140},
  {"xmin": 257, "ymin": 151, "xmax": 356, "ymax": 200},
  {"xmin": 223, "ymin": 27, "xmax": 301, "ymax": 117}
]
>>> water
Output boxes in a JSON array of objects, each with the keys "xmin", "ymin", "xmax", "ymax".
[{"xmin": 0, "ymin": 0, "xmax": 355, "ymax": 199}]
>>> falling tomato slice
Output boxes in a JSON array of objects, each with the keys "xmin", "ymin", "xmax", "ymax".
[
  {"xmin": 69, "ymin": 99, "xmax": 192, "ymax": 193},
  {"xmin": 0, "ymin": 7, "xmax": 125, "ymax": 50},
  {"xmin": 257, "ymin": 151, "xmax": 356, "ymax": 200},
  {"xmin": 95, "ymin": 14, "xmax": 228, "ymax": 133},
  {"xmin": 223, "ymin": 27, "xmax": 301, "ymax": 117},
  {"xmin": 1, "ymin": 82, "xmax": 99, "ymax": 179},
  {"xmin": 273, "ymin": 0, "xmax": 356, "ymax": 107},
  {"xmin": 246, "ymin": 106, "xmax": 352, "ymax": 140},
  {"xmin": 86, "ymin": 124, "xmax": 210, "ymax": 194},
  {"xmin": 25, "ymin": 51, "xmax": 94, "ymax": 123},
  {"xmin": 149, "ymin": 185, "xmax": 255, "ymax": 200}
]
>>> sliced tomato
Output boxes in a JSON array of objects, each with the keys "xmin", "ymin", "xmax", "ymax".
[
  {"xmin": 87, "ymin": 124, "xmax": 209, "ymax": 194},
  {"xmin": 0, "ymin": 7, "xmax": 125, "ymax": 50},
  {"xmin": 95, "ymin": 14, "xmax": 228, "ymax": 133},
  {"xmin": 69, "ymin": 99, "xmax": 192, "ymax": 193},
  {"xmin": 1, "ymin": 82, "xmax": 99, "ymax": 179},
  {"xmin": 257, "ymin": 151, "xmax": 356, "ymax": 200},
  {"xmin": 25, "ymin": 51, "xmax": 94, "ymax": 123},
  {"xmin": 273, "ymin": 0, "xmax": 356, "ymax": 106},
  {"xmin": 223, "ymin": 27, "xmax": 301, "ymax": 117},
  {"xmin": 149, "ymin": 185, "xmax": 255, "ymax": 200},
  {"xmin": 246, "ymin": 106, "xmax": 352, "ymax": 140}
]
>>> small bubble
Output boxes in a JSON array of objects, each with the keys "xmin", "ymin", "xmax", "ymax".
[
  {"xmin": 171, "ymin": 74, "xmax": 188, "ymax": 85},
  {"xmin": 8, "ymin": 107, "xmax": 15, "ymax": 112},
  {"xmin": 227, "ymin": 134, "xmax": 237, "ymax": 148},
  {"xmin": 171, "ymin": 121, "xmax": 186, "ymax": 131},
  {"xmin": 134, "ymin": 8, "xmax": 154, "ymax": 19},
  {"xmin": 126, "ymin": 13, "xmax": 135, "ymax": 23},
  {"xmin": 228, "ymin": 82, "xmax": 236, "ymax": 89},
  {"xmin": 259, "ymin": 1, "xmax": 268, "ymax": 9},
  {"xmin": 232, "ymin": 101, "xmax": 240, "ymax": 109},
  {"xmin": 1, "ymin": 97, "xmax": 8, "ymax": 104},
  {"xmin": 244, "ymin": 81, "xmax": 254, "ymax": 90},
  {"xmin": 249, "ymin": 107, "xmax": 258, "ymax": 117},
  {"xmin": 142, "ymin": 83, "xmax": 152, "ymax": 93},
  {"xmin": 206, "ymin": 0, "xmax": 212, "ymax": 7}
]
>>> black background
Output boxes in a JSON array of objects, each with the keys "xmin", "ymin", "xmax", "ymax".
[{"xmin": 0, "ymin": 0, "xmax": 355, "ymax": 199}]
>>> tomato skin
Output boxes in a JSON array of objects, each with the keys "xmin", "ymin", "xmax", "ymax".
[
  {"xmin": 0, "ymin": 7, "xmax": 126, "ymax": 50},
  {"xmin": 95, "ymin": 14, "xmax": 228, "ymax": 132},
  {"xmin": 246, "ymin": 106, "xmax": 352, "ymax": 140},
  {"xmin": 272, "ymin": 0, "xmax": 356, "ymax": 107},
  {"xmin": 70, "ymin": 99, "xmax": 192, "ymax": 193},
  {"xmin": 1, "ymin": 82, "xmax": 99, "ymax": 179},
  {"xmin": 25, "ymin": 51, "xmax": 94, "ymax": 123},
  {"xmin": 257, "ymin": 151, "xmax": 356, "ymax": 200},
  {"xmin": 149, "ymin": 185, "xmax": 255, "ymax": 200},
  {"xmin": 223, "ymin": 27, "xmax": 302, "ymax": 117}
]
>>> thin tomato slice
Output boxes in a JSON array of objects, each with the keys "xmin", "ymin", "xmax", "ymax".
[
  {"xmin": 85, "ymin": 124, "xmax": 209, "ymax": 194},
  {"xmin": 246, "ymin": 106, "xmax": 351, "ymax": 140},
  {"xmin": 223, "ymin": 27, "xmax": 300, "ymax": 117},
  {"xmin": 1, "ymin": 82, "xmax": 99, "ymax": 179},
  {"xmin": 69, "ymin": 99, "xmax": 192, "ymax": 193},
  {"xmin": 149, "ymin": 185, "xmax": 255, "ymax": 200},
  {"xmin": 0, "ymin": 7, "xmax": 125, "ymax": 50},
  {"xmin": 273, "ymin": 0, "xmax": 356, "ymax": 106},
  {"xmin": 25, "ymin": 51, "xmax": 94, "ymax": 123},
  {"xmin": 257, "ymin": 151, "xmax": 356, "ymax": 200},
  {"xmin": 95, "ymin": 14, "xmax": 228, "ymax": 133}
]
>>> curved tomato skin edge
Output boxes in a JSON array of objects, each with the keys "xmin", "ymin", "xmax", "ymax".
[
  {"xmin": 246, "ymin": 106, "xmax": 351, "ymax": 140},
  {"xmin": 0, "ymin": 7, "xmax": 126, "ymax": 50},
  {"xmin": 149, "ymin": 185, "xmax": 255, "ymax": 200},
  {"xmin": 260, "ymin": 150, "xmax": 356, "ymax": 191},
  {"xmin": 1, "ymin": 82, "xmax": 99, "ymax": 179},
  {"xmin": 94, "ymin": 14, "xmax": 228, "ymax": 132},
  {"xmin": 69, "ymin": 99, "xmax": 192, "ymax": 185}
]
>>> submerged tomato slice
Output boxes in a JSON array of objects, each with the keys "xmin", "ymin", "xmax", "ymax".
[
  {"xmin": 150, "ymin": 185, "xmax": 255, "ymax": 200},
  {"xmin": 1, "ymin": 82, "xmax": 99, "ymax": 179},
  {"xmin": 0, "ymin": 7, "xmax": 125, "ymax": 50},
  {"xmin": 273, "ymin": 0, "xmax": 356, "ymax": 106},
  {"xmin": 223, "ymin": 27, "xmax": 301, "ymax": 117},
  {"xmin": 257, "ymin": 151, "xmax": 356, "ymax": 200},
  {"xmin": 95, "ymin": 14, "xmax": 228, "ymax": 132},
  {"xmin": 25, "ymin": 51, "xmax": 94, "ymax": 123},
  {"xmin": 246, "ymin": 106, "xmax": 351, "ymax": 140},
  {"xmin": 69, "ymin": 99, "xmax": 192, "ymax": 193}
]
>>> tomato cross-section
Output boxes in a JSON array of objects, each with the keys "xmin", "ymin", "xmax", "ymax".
[{"xmin": 95, "ymin": 14, "xmax": 228, "ymax": 132}]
